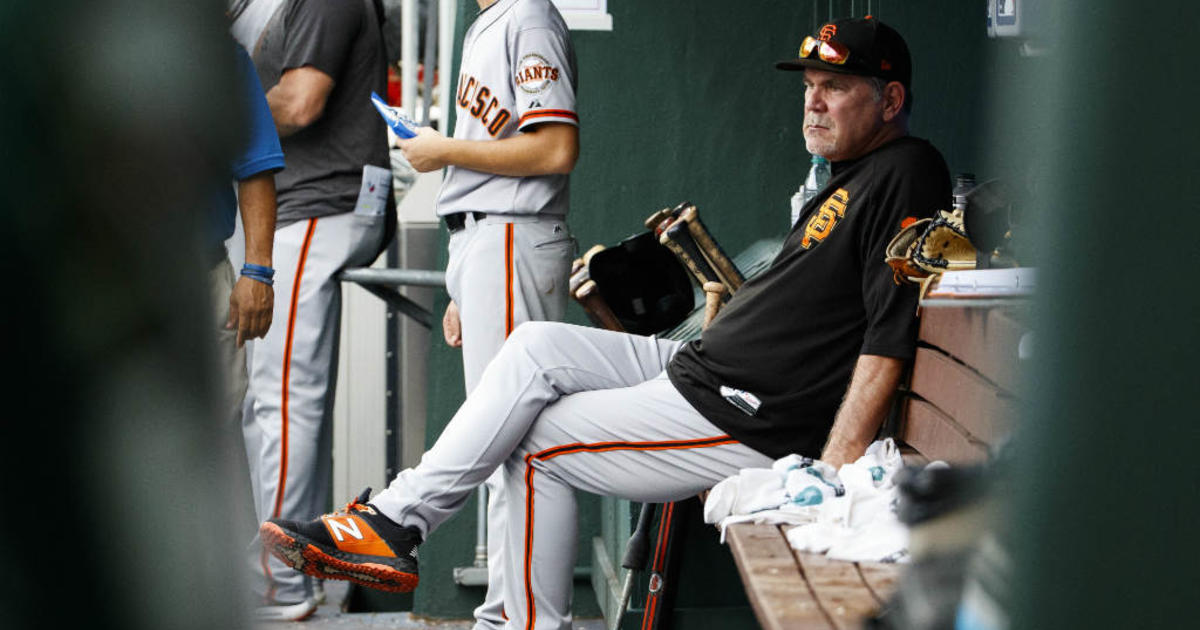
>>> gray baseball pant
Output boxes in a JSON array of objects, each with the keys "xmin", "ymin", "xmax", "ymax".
[
  {"xmin": 243, "ymin": 211, "xmax": 385, "ymax": 603},
  {"xmin": 445, "ymin": 212, "xmax": 574, "ymax": 630},
  {"xmin": 370, "ymin": 321, "xmax": 772, "ymax": 630}
]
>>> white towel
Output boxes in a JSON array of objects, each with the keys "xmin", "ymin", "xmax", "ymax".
[{"xmin": 704, "ymin": 438, "xmax": 923, "ymax": 563}]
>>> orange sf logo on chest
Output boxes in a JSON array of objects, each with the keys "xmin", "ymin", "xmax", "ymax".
[{"xmin": 801, "ymin": 188, "xmax": 850, "ymax": 248}]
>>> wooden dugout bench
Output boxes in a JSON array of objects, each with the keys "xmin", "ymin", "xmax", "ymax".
[{"xmin": 724, "ymin": 296, "xmax": 1029, "ymax": 630}]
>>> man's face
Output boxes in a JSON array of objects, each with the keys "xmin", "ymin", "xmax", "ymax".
[{"xmin": 802, "ymin": 69, "xmax": 888, "ymax": 162}]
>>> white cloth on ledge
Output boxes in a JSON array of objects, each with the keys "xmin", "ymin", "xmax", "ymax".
[{"xmin": 704, "ymin": 438, "xmax": 919, "ymax": 563}]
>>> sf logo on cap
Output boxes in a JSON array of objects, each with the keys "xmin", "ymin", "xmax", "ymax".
[{"xmin": 819, "ymin": 24, "xmax": 837, "ymax": 40}]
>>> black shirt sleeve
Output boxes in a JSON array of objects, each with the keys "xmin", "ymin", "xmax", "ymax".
[{"xmin": 858, "ymin": 144, "xmax": 951, "ymax": 358}]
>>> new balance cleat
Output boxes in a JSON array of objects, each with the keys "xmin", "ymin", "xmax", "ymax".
[{"xmin": 260, "ymin": 488, "xmax": 421, "ymax": 593}]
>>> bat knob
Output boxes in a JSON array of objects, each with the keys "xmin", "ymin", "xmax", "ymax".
[
  {"xmin": 582, "ymin": 244, "xmax": 606, "ymax": 266},
  {"xmin": 703, "ymin": 282, "xmax": 727, "ymax": 329}
]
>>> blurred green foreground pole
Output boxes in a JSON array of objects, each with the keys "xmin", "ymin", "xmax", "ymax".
[
  {"xmin": 0, "ymin": 1, "xmax": 251, "ymax": 628},
  {"xmin": 1012, "ymin": 1, "xmax": 1200, "ymax": 627}
]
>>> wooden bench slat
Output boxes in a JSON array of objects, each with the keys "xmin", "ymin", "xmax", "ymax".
[
  {"xmin": 855, "ymin": 561, "xmax": 902, "ymax": 606},
  {"xmin": 910, "ymin": 347, "xmax": 1018, "ymax": 446},
  {"xmin": 792, "ymin": 549, "xmax": 886, "ymax": 630},
  {"xmin": 901, "ymin": 398, "xmax": 989, "ymax": 464},
  {"xmin": 725, "ymin": 523, "xmax": 834, "ymax": 630},
  {"xmin": 898, "ymin": 443, "xmax": 929, "ymax": 467},
  {"xmin": 918, "ymin": 306, "xmax": 1027, "ymax": 394}
]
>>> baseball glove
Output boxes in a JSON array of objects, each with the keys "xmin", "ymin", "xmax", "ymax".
[{"xmin": 885, "ymin": 208, "xmax": 977, "ymax": 285}]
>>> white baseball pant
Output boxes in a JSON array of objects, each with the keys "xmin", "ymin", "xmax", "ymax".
[
  {"xmin": 243, "ymin": 211, "xmax": 385, "ymax": 603},
  {"xmin": 370, "ymin": 322, "xmax": 773, "ymax": 630},
  {"xmin": 209, "ymin": 257, "xmax": 260, "ymax": 549},
  {"xmin": 444, "ymin": 213, "xmax": 574, "ymax": 630}
]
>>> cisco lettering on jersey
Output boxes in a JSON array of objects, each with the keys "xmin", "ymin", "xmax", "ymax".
[{"xmin": 457, "ymin": 73, "xmax": 512, "ymax": 137}]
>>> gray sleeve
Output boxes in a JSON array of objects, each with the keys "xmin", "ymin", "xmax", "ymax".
[
  {"xmin": 510, "ymin": 25, "xmax": 578, "ymax": 130},
  {"xmin": 282, "ymin": 0, "xmax": 363, "ymax": 79}
]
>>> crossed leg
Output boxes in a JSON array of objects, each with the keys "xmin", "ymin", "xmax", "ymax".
[
  {"xmin": 370, "ymin": 321, "xmax": 684, "ymax": 534},
  {"xmin": 501, "ymin": 374, "xmax": 771, "ymax": 630},
  {"xmin": 367, "ymin": 321, "xmax": 771, "ymax": 630}
]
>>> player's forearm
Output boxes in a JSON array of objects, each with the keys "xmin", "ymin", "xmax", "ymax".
[
  {"xmin": 238, "ymin": 172, "xmax": 277, "ymax": 267},
  {"xmin": 266, "ymin": 66, "xmax": 334, "ymax": 137},
  {"xmin": 820, "ymin": 354, "xmax": 905, "ymax": 467},
  {"xmin": 267, "ymin": 87, "xmax": 316, "ymax": 137},
  {"xmin": 439, "ymin": 123, "xmax": 578, "ymax": 176}
]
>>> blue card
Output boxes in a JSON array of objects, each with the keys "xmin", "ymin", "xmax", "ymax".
[{"xmin": 370, "ymin": 91, "xmax": 418, "ymax": 139}]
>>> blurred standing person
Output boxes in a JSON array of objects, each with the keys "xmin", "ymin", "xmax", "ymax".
[
  {"xmin": 233, "ymin": 0, "xmax": 393, "ymax": 620},
  {"xmin": 209, "ymin": 45, "xmax": 284, "ymax": 617},
  {"xmin": 212, "ymin": 43, "xmax": 284, "ymax": 426},
  {"xmin": 396, "ymin": 1, "xmax": 579, "ymax": 627}
]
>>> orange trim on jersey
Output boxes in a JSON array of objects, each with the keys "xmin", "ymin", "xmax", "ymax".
[
  {"xmin": 273, "ymin": 217, "xmax": 318, "ymax": 520},
  {"xmin": 518, "ymin": 109, "xmax": 579, "ymax": 125},
  {"xmin": 642, "ymin": 502, "xmax": 676, "ymax": 630},
  {"xmin": 521, "ymin": 436, "xmax": 736, "ymax": 630},
  {"xmin": 505, "ymin": 223, "xmax": 515, "ymax": 337}
]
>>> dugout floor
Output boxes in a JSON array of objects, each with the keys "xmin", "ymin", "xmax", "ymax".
[{"xmin": 255, "ymin": 581, "xmax": 606, "ymax": 629}]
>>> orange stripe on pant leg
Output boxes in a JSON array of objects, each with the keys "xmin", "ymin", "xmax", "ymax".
[
  {"xmin": 262, "ymin": 217, "xmax": 317, "ymax": 599},
  {"xmin": 505, "ymin": 223, "xmax": 515, "ymax": 337},
  {"xmin": 523, "ymin": 454, "xmax": 538, "ymax": 630},
  {"xmin": 642, "ymin": 502, "xmax": 675, "ymax": 630},
  {"xmin": 273, "ymin": 217, "xmax": 318, "ymax": 520},
  {"xmin": 521, "ymin": 436, "xmax": 735, "ymax": 630}
]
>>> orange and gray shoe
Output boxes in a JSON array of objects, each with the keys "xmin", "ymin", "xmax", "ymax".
[{"xmin": 260, "ymin": 488, "xmax": 421, "ymax": 593}]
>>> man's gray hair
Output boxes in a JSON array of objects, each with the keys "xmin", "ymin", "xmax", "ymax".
[
  {"xmin": 864, "ymin": 75, "xmax": 912, "ymax": 114},
  {"xmin": 866, "ymin": 76, "xmax": 888, "ymax": 102}
]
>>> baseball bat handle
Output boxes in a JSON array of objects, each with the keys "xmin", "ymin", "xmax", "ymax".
[
  {"xmin": 660, "ymin": 221, "xmax": 727, "ymax": 302},
  {"xmin": 621, "ymin": 503, "xmax": 658, "ymax": 570},
  {"xmin": 680, "ymin": 205, "xmax": 744, "ymax": 293},
  {"xmin": 703, "ymin": 282, "xmax": 727, "ymax": 328},
  {"xmin": 575, "ymin": 280, "xmax": 625, "ymax": 332}
]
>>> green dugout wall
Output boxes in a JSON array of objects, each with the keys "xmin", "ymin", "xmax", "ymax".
[
  {"xmin": 415, "ymin": 1, "xmax": 998, "ymax": 621},
  {"xmin": 2, "ymin": 1, "xmax": 1195, "ymax": 628}
]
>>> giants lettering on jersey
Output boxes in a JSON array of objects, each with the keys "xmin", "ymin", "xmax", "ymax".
[
  {"xmin": 457, "ymin": 73, "xmax": 512, "ymax": 137},
  {"xmin": 801, "ymin": 188, "xmax": 850, "ymax": 248},
  {"xmin": 515, "ymin": 53, "xmax": 559, "ymax": 94}
]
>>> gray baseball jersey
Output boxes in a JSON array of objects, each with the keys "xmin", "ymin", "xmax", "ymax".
[{"xmin": 435, "ymin": 0, "xmax": 579, "ymax": 217}]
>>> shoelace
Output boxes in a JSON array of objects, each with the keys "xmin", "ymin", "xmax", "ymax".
[{"xmin": 324, "ymin": 487, "xmax": 374, "ymax": 517}]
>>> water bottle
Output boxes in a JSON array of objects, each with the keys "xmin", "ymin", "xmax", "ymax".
[
  {"xmin": 790, "ymin": 155, "xmax": 831, "ymax": 227},
  {"xmin": 953, "ymin": 173, "xmax": 976, "ymax": 213}
]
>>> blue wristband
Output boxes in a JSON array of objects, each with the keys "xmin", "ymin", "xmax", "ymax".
[
  {"xmin": 240, "ymin": 269, "xmax": 274, "ymax": 287},
  {"xmin": 242, "ymin": 263, "xmax": 275, "ymax": 278}
]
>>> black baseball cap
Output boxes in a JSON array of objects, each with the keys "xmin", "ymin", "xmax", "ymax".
[{"xmin": 776, "ymin": 16, "xmax": 912, "ymax": 89}]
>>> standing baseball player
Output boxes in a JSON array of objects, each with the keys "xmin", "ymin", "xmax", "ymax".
[
  {"xmin": 396, "ymin": 1, "xmax": 579, "ymax": 628},
  {"xmin": 257, "ymin": 15, "xmax": 950, "ymax": 630},
  {"xmin": 234, "ymin": 0, "xmax": 392, "ymax": 620}
]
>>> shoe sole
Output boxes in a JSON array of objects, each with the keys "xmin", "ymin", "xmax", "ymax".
[
  {"xmin": 255, "ymin": 599, "xmax": 317, "ymax": 622},
  {"xmin": 260, "ymin": 522, "xmax": 419, "ymax": 593}
]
